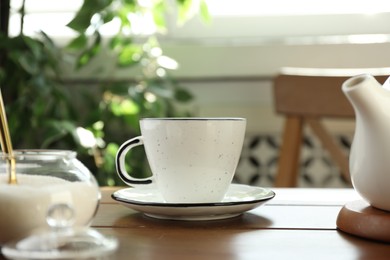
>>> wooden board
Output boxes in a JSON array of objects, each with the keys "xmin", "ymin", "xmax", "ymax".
[{"xmin": 337, "ymin": 200, "xmax": 390, "ymax": 243}]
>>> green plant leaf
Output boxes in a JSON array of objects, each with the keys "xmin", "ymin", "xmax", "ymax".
[
  {"xmin": 106, "ymin": 83, "xmax": 133, "ymax": 96},
  {"xmin": 117, "ymin": 44, "xmax": 142, "ymax": 67},
  {"xmin": 39, "ymin": 31, "xmax": 57, "ymax": 52},
  {"xmin": 16, "ymin": 52, "xmax": 39, "ymax": 74},
  {"xmin": 105, "ymin": 142, "xmax": 119, "ymax": 157},
  {"xmin": 67, "ymin": 0, "xmax": 113, "ymax": 32},
  {"xmin": 152, "ymin": 2, "xmax": 167, "ymax": 32},
  {"xmin": 175, "ymin": 87, "xmax": 193, "ymax": 102},
  {"xmin": 176, "ymin": 0, "xmax": 195, "ymax": 25},
  {"xmin": 123, "ymin": 0, "xmax": 136, "ymax": 5},
  {"xmin": 76, "ymin": 33, "xmax": 102, "ymax": 68},
  {"xmin": 101, "ymin": 10, "xmax": 115, "ymax": 23},
  {"xmin": 123, "ymin": 114, "xmax": 140, "ymax": 130},
  {"xmin": 67, "ymin": 12, "xmax": 94, "ymax": 32},
  {"xmin": 77, "ymin": 50, "xmax": 92, "ymax": 68},
  {"xmin": 117, "ymin": 7, "xmax": 132, "ymax": 28},
  {"xmin": 41, "ymin": 120, "xmax": 77, "ymax": 148},
  {"xmin": 67, "ymin": 34, "xmax": 88, "ymax": 50},
  {"xmin": 108, "ymin": 36, "xmax": 132, "ymax": 51},
  {"xmin": 199, "ymin": 0, "xmax": 211, "ymax": 24},
  {"xmin": 39, "ymin": 31, "xmax": 63, "ymax": 72},
  {"xmin": 110, "ymin": 99, "xmax": 140, "ymax": 116}
]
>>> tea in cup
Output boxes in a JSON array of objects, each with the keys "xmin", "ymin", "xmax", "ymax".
[{"xmin": 116, "ymin": 118, "xmax": 246, "ymax": 203}]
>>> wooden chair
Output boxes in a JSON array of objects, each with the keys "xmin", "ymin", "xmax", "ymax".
[{"xmin": 273, "ymin": 67, "xmax": 390, "ymax": 187}]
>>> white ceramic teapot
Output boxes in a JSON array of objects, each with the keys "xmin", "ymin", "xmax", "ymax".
[{"xmin": 342, "ymin": 74, "xmax": 390, "ymax": 211}]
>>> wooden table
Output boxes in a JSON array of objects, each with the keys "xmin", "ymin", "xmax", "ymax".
[{"xmin": 93, "ymin": 187, "xmax": 390, "ymax": 260}]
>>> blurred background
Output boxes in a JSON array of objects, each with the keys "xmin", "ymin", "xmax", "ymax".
[{"xmin": 2, "ymin": 0, "xmax": 390, "ymax": 187}]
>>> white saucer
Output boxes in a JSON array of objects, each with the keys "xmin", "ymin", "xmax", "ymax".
[{"xmin": 111, "ymin": 184, "xmax": 275, "ymax": 221}]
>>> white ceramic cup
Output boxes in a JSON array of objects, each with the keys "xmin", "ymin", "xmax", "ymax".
[{"xmin": 116, "ymin": 118, "xmax": 246, "ymax": 203}]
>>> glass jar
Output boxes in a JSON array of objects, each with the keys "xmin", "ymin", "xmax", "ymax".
[{"xmin": 0, "ymin": 150, "xmax": 100, "ymax": 244}]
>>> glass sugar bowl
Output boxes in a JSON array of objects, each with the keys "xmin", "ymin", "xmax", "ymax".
[{"xmin": 0, "ymin": 150, "xmax": 100, "ymax": 245}]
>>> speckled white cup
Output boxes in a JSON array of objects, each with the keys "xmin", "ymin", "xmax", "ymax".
[{"xmin": 116, "ymin": 118, "xmax": 246, "ymax": 203}]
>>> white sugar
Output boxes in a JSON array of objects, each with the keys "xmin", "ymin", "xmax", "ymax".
[{"xmin": 0, "ymin": 174, "xmax": 99, "ymax": 244}]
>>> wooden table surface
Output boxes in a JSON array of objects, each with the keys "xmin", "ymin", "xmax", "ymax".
[
  {"xmin": 93, "ymin": 187, "xmax": 390, "ymax": 260},
  {"xmin": 1, "ymin": 187, "xmax": 389, "ymax": 259}
]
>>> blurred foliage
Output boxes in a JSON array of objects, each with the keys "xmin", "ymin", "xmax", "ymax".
[
  {"xmin": 0, "ymin": 31, "xmax": 80, "ymax": 149},
  {"xmin": 0, "ymin": 0, "xmax": 209, "ymax": 186}
]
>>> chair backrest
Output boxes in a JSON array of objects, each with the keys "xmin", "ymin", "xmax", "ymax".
[
  {"xmin": 273, "ymin": 67, "xmax": 390, "ymax": 187},
  {"xmin": 274, "ymin": 67, "xmax": 390, "ymax": 117}
]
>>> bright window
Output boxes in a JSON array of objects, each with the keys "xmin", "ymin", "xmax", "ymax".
[
  {"xmin": 207, "ymin": 0, "xmax": 390, "ymax": 16},
  {"xmin": 8, "ymin": 0, "xmax": 390, "ymax": 44},
  {"xmin": 9, "ymin": 0, "xmax": 82, "ymax": 37}
]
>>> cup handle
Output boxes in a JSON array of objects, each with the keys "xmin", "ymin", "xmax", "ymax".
[{"xmin": 115, "ymin": 136, "xmax": 153, "ymax": 186}]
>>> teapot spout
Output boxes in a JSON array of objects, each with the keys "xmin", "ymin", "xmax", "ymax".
[
  {"xmin": 342, "ymin": 74, "xmax": 385, "ymax": 117},
  {"xmin": 342, "ymin": 74, "xmax": 375, "ymax": 90}
]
